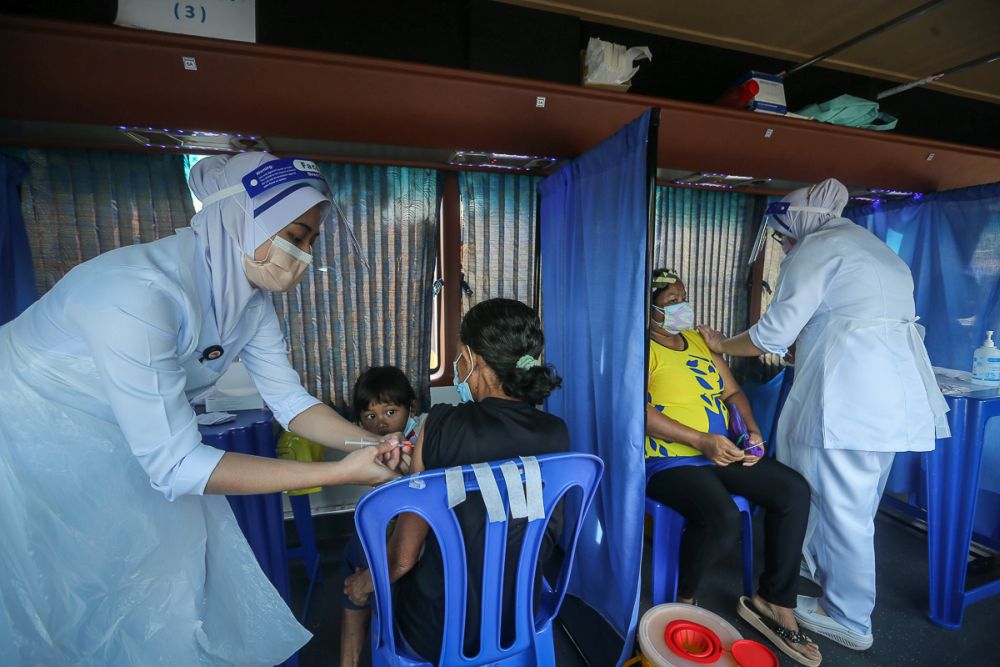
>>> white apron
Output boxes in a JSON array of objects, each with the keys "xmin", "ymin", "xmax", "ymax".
[{"xmin": 777, "ymin": 314, "xmax": 949, "ymax": 459}]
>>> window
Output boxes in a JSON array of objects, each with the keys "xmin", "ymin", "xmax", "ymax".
[
  {"xmin": 458, "ymin": 171, "xmax": 541, "ymax": 311},
  {"xmin": 652, "ymin": 185, "xmax": 774, "ymax": 383},
  {"xmin": 271, "ymin": 163, "xmax": 442, "ymax": 410},
  {"xmin": 14, "ymin": 147, "xmax": 195, "ymax": 295},
  {"xmin": 652, "ymin": 185, "xmax": 756, "ymax": 335}
]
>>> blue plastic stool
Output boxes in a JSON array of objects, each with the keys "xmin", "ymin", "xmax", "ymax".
[
  {"xmin": 355, "ymin": 453, "xmax": 604, "ymax": 666},
  {"xmin": 645, "ymin": 495, "xmax": 754, "ymax": 605}
]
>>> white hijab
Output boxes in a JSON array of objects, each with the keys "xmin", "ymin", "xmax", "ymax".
[
  {"xmin": 187, "ymin": 153, "xmax": 329, "ymax": 338},
  {"xmin": 770, "ymin": 177, "xmax": 850, "ymax": 240}
]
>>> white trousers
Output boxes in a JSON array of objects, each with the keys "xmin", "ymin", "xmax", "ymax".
[{"xmin": 780, "ymin": 444, "xmax": 895, "ymax": 636}]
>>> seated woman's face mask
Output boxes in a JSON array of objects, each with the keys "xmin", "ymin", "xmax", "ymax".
[
  {"xmin": 652, "ymin": 301, "xmax": 694, "ymax": 334},
  {"xmin": 452, "ymin": 346, "xmax": 476, "ymax": 403},
  {"xmin": 243, "ymin": 235, "xmax": 312, "ymax": 292}
]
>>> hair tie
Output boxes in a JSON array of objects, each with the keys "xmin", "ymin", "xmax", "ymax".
[{"xmin": 516, "ymin": 355, "xmax": 540, "ymax": 370}]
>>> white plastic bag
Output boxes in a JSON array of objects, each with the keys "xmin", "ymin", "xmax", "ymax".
[{"xmin": 584, "ymin": 36, "xmax": 651, "ymax": 85}]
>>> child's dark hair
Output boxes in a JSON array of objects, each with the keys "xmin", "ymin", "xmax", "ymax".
[
  {"xmin": 459, "ymin": 298, "xmax": 562, "ymax": 405},
  {"xmin": 651, "ymin": 268, "xmax": 681, "ymax": 300},
  {"xmin": 352, "ymin": 366, "xmax": 416, "ymax": 419}
]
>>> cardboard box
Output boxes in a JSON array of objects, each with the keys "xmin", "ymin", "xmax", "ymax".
[{"xmin": 736, "ymin": 71, "xmax": 787, "ymax": 114}]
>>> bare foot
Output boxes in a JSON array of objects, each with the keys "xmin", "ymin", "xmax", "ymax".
[{"xmin": 752, "ymin": 594, "xmax": 822, "ymax": 664}]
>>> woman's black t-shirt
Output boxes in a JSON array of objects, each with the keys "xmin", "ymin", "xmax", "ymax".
[{"xmin": 393, "ymin": 397, "xmax": 569, "ymax": 662}]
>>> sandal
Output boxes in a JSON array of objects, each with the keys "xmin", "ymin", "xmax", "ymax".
[{"xmin": 737, "ymin": 595, "xmax": 822, "ymax": 667}]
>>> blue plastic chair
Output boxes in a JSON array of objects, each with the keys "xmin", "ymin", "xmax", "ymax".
[
  {"xmin": 354, "ymin": 453, "xmax": 604, "ymax": 666},
  {"xmin": 645, "ymin": 495, "xmax": 754, "ymax": 605}
]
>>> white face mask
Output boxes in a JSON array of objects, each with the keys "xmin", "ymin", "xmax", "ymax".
[
  {"xmin": 652, "ymin": 301, "xmax": 695, "ymax": 334},
  {"xmin": 243, "ymin": 235, "xmax": 312, "ymax": 292}
]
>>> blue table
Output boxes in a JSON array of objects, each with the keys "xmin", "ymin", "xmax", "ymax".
[
  {"xmin": 198, "ymin": 409, "xmax": 299, "ymax": 667},
  {"xmin": 883, "ymin": 389, "xmax": 1000, "ymax": 629}
]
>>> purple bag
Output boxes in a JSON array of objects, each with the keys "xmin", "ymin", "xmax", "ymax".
[{"xmin": 726, "ymin": 402, "xmax": 765, "ymax": 457}]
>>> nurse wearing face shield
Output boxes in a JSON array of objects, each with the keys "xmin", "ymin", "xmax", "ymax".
[
  {"xmin": 0, "ymin": 153, "xmax": 408, "ymax": 665},
  {"xmin": 698, "ymin": 178, "xmax": 949, "ymax": 652}
]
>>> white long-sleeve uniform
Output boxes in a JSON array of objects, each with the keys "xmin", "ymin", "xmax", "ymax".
[
  {"xmin": 749, "ymin": 217, "xmax": 946, "ymax": 637},
  {"xmin": 751, "ymin": 218, "xmax": 947, "ymax": 453},
  {"xmin": 0, "ymin": 228, "xmax": 317, "ymax": 665}
]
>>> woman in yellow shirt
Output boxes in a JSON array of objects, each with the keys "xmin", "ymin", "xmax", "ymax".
[{"xmin": 646, "ymin": 269, "xmax": 821, "ymax": 667}]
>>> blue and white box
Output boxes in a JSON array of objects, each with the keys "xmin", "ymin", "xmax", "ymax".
[{"xmin": 737, "ymin": 71, "xmax": 787, "ymax": 114}]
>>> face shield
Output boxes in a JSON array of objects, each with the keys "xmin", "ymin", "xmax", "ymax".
[
  {"xmin": 200, "ymin": 157, "xmax": 331, "ymax": 222},
  {"xmin": 748, "ymin": 201, "xmax": 792, "ymax": 266},
  {"xmin": 198, "ymin": 157, "xmax": 369, "ymax": 270},
  {"xmin": 748, "ymin": 200, "xmax": 838, "ymax": 265}
]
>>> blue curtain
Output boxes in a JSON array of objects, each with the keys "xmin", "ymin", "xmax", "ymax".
[
  {"xmin": 846, "ymin": 181, "xmax": 1000, "ymax": 370},
  {"xmin": 0, "ymin": 154, "xmax": 35, "ymax": 325},
  {"xmin": 458, "ymin": 171, "xmax": 540, "ymax": 310},
  {"xmin": 539, "ymin": 110, "xmax": 652, "ymax": 662}
]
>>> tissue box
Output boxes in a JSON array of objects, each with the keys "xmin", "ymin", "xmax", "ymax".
[
  {"xmin": 205, "ymin": 391, "xmax": 264, "ymax": 412},
  {"xmin": 736, "ymin": 71, "xmax": 787, "ymax": 114}
]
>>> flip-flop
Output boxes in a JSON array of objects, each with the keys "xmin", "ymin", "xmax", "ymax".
[{"xmin": 737, "ymin": 595, "xmax": 822, "ymax": 667}]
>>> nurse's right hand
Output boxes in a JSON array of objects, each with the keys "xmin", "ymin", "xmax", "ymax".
[
  {"xmin": 697, "ymin": 325, "xmax": 725, "ymax": 354},
  {"xmin": 698, "ymin": 433, "xmax": 746, "ymax": 466},
  {"xmin": 339, "ymin": 442, "xmax": 401, "ymax": 486}
]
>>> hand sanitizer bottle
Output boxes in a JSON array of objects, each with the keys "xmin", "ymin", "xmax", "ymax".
[{"xmin": 972, "ymin": 330, "xmax": 1000, "ymax": 386}]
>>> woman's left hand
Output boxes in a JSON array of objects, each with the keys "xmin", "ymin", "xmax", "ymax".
[
  {"xmin": 743, "ymin": 430, "xmax": 765, "ymax": 466},
  {"xmin": 344, "ymin": 568, "xmax": 374, "ymax": 606}
]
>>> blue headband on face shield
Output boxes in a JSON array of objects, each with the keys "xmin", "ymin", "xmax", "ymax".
[
  {"xmin": 199, "ymin": 157, "xmax": 331, "ymax": 209},
  {"xmin": 243, "ymin": 158, "xmax": 326, "ymax": 197},
  {"xmin": 764, "ymin": 201, "xmax": 793, "ymax": 235},
  {"xmin": 197, "ymin": 156, "xmax": 372, "ymax": 270}
]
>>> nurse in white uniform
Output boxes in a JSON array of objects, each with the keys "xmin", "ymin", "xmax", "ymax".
[
  {"xmin": 698, "ymin": 178, "xmax": 948, "ymax": 651},
  {"xmin": 0, "ymin": 152, "xmax": 406, "ymax": 666}
]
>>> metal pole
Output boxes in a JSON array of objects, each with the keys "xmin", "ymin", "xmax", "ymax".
[
  {"xmin": 780, "ymin": 0, "xmax": 951, "ymax": 78},
  {"xmin": 877, "ymin": 51, "xmax": 1000, "ymax": 100}
]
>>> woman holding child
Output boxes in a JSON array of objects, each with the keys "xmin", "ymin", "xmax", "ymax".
[{"xmin": 344, "ymin": 298, "xmax": 568, "ymax": 663}]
